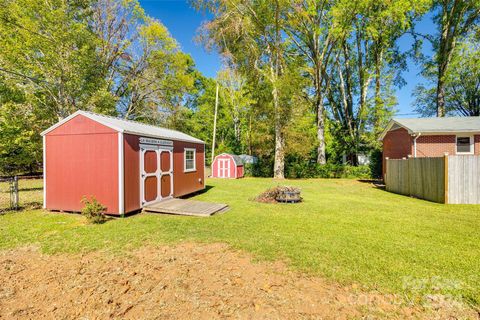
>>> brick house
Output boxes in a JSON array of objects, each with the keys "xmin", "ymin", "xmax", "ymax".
[{"xmin": 379, "ymin": 117, "xmax": 480, "ymax": 176}]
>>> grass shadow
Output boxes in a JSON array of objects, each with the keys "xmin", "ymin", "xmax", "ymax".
[
  {"xmin": 357, "ymin": 179, "xmax": 385, "ymax": 190},
  {"xmin": 18, "ymin": 187, "xmax": 43, "ymax": 192},
  {"xmin": 180, "ymin": 185, "xmax": 215, "ymax": 199}
]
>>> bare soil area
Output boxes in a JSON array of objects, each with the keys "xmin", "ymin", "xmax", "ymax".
[{"xmin": 0, "ymin": 243, "xmax": 476, "ymax": 319}]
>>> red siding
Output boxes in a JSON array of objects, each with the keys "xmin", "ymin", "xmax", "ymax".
[
  {"xmin": 124, "ymin": 135, "xmax": 205, "ymax": 209},
  {"xmin": 173, "ymin": 141, "xmax": 205, "ymax": 197},
  {"xmin": 237, "ymin": 165, "xmax": 244, "ymax": 178},
  {"xmin": 123, "ymin": 134, "xmax": 140, "ymax": 213},
  {"xmin": 46, "ymin": 116, "xmax": 205, "ymax": 215},
  {"xmin": 212, "ymin": 154, "xmax": 234, "ymax": 178},
  {"xmin": 45, "ymin": 115, "xmax": 119, "ymax": 214},
  {"xmin": 211, "ymin": 154, "xmax": 244, "ymax": 178}
]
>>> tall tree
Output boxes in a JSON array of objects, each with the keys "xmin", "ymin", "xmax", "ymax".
[
  {"xmin": 444, "ymin": 33, "xmax": 480, "ymax": 116},
  {"xmin": 430, "ymin": 0, "xmax": 480, "ymax": 116},
  {"xmin": 197, "ymin": 0, "xmax": 296, "ymax": 178},
  {"xmin": 284, "ymin": 0, "xmax": 335, "ymax": 164},
  {"xmin": 91, "ymin": 0, "xmax": 197, "ymax": 125},
  {"xmin": 327, "ymin": 0, "xmax": 427, "ymax": 161},
  {"xmin": 415, "ymin": 31, "xmax": 480, "ymax": 116},
  {"xmin": 217, "ymin": 67, "xmax": 254, "ymax": 153},
  {"xmin": 0, "ymin": 0, "xmax": 104, "ymax": 119}
]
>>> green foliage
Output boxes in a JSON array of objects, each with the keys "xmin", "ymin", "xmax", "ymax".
[
  {"xmin": 415, "ymin": 31, "xmax": 480, "ymax": 117},
  {"xmin": 0, "ymin": 102, "xmax": 50, "ymax": 174},
  {"xmin": 0, "ymin": 0, "xmax": 107, "ymax": 118},
  {"xmin": 285, "ymin": 162, "xmax": 371, "ymax": 179},
  {"xmin": 81, "ymin": 196, "xmax": 107, "ymax": 224},
  {"xmin": 414, "ymin": 0, "xmax": 480, "ymax": 116},
  {"xmin": 1, "ymin": 0, "xmax": 475, "ymax": 178},
  {"xmin": 244, "ymin": 158, "xmax": 274, "ymax": 178},
  {"xmin": 368, "ymin": 149, "xmax": 383, "ymax": 179},
  {"xmin": 0, "ymin": 0, "xmax": 200, "ymax": 174}
]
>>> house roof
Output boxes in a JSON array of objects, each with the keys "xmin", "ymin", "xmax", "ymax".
[
  {"xmin": 379, "ymin": 116, "xmax": 480, "ymax": 140},
  {"xmin": 41, "ymin": 110, "xmax": 205, "ymax": 144}
]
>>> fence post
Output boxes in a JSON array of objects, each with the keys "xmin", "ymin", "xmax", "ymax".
[
  {"xmin": 10, "ymin": 176, "xmax": 19, "ymax": 210},
  {"xmin": 407, "ymin": 155, "xmax": 412, "ymax": 196},
  {"xmin": 444, "ymin": 153, "xmax": 449, "ymax": 204},
  {"xmin": 385, "ymin": 157, "xmax": 389, "ymax": 185}
]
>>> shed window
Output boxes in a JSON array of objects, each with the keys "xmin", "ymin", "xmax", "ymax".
[
  {"xmin": 184, "ymin": 148, "xmax": 196, "ymax": 172},
  {"xmin": 456, "ymin": 136, "xmax": 473, "ymax": 154}
]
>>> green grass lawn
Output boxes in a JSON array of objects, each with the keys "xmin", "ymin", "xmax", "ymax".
[
  {"xmin": 1, "ymin": 178, "xmax": 479, "ymax": 307},
  {"xmin": 0, "ymin": 178, "xmax": 43, "ymax": 211}
]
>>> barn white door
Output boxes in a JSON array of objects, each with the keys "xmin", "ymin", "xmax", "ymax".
[
  {"xmin": 140, "ymin": 145, "xmax": 173, "ymax": 206},
  {"xmin": 218, "ymin": 159, "xmax": 230, "ymax": 178}
]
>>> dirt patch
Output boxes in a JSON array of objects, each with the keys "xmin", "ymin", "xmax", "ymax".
[{"xmin": 0, "ymin": 244, "xmax": 476, "ymax": 319}]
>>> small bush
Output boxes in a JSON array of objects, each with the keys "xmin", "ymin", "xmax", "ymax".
[
  {"xmin": 369, "ymin": 149, "xmax": 383, "ymax": 179},
  {"xmin": 286, "ymin": 162, "xmax": 371, "ymax": 179},
  {"xmin": 244, "ymin": 158, "xmax": 274, "ymax": 177},
  {"xmin": 81, "ymin": 196, "xmax": 107, "ymax": 224}
]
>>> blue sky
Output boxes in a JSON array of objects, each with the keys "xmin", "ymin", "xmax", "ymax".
[{"xmin": 140, "ymin": 0, "xmax": 436, "ymax": 117}]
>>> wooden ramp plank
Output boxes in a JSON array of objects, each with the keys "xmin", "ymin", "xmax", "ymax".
[{"xmin": 143, "ymin": 198, "xmax": 228, "ymax": 217}]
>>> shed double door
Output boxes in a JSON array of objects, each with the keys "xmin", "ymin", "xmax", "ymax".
[
  {"xmin": 218, "ymin": 159, "xmax": 231, "ymax": 178},
  {"xmin": 140, "ymin": 145, "xmax": 173, "ymax": 205}
]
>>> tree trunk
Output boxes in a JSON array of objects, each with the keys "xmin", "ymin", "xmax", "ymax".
[
  {"xmin": 437, "ymin": 76, "xmax": 446, "ymax": 117},
  {"xmin": 248, "ymin": 113, "xmax": 253, "ymax": 155},
  {"xmin": 316, "ymin": 96, "xmax": 326, "ymax": 165},
  {"xmin": 272, "ymin": 0, "xmax": 284, "ymax": 179},
  {"xmin": 272, "ymin": 85, "xmax": 285, "ymax": 179},
  {"xmin": 314, "ymin": 58, "xmax": 327, "ymax": 165},
  {"xmin": 374, "ymin": 47, "xmax": 383, "ymax": 134}
]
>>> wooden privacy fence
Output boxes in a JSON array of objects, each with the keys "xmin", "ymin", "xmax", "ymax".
[{"xmin": 385, "ymin": 155, "xmax": 480, "ymax": 204}]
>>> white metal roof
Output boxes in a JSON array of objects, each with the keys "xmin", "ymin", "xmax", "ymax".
[
  {"xmin": 41, "ymin": 110, "xmax": 205, "ymax": 144},
  {"xmin": 379, "ymin": 116, "xmax": 480, "ymax": 140}
]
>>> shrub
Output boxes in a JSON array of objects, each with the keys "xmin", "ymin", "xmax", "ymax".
[
  {"xmin": 244, "ymin": 154, "xmax": 373, "ymax": 179},
  {"xmin": 244, "ymin": 158, "xmax": 274, "ymax": 177},
  {"xmin": 369, "ymin": 149, "xmax": 383, "ymax": 179},
  {"xmin": 81, "ymin": 196, "xmax": 107, "ymax": 224},
  {"xmin": 285, "ymin": 162, "xmax": 372, "ymax": 179}
]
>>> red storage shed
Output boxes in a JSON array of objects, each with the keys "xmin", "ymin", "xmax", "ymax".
[
  {"xmin": 42, "ymin": 110, "xmax": 205, "ymax": 216},
  {"xmin": 211, "ymin": 153, "xmax": 244, "ymax": 178}
]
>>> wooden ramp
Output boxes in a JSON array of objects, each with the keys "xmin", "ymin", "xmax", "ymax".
[{"xmin": 143, "ymin": 198, "xmax": 229, "ymax": 217}]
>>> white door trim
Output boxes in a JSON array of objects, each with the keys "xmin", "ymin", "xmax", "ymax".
[
  {"xmin": 140, "ymin": 144, "xmax": 173, "ymax": 206},
  {"xmin": 218, "ymin": 158, "xmax": 230, "ymax": 178},
  {"xmin": 118, "ymin": 132, "xmax": 124, "ymax": 215},
  {"xmin": 217, "ymin": 159, "xmax": 222, "ymax": 177},
  {"xmin": 226, "ymin": 158, "xmax": 230, "ymax": 178},
  {"xmin": 159, "ymin": 148, "xmax": 174, "ymax": 200},
  {"xmin": 43, "ymin": 136, "xmax": 46, "ymax": 209}
]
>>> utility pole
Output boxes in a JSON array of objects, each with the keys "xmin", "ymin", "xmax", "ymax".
[{"xmin": 211, "ymin": 82, "xmax": 219, "ymax": 164}]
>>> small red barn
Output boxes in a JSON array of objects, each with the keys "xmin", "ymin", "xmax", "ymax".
[
  {"xmin": 42, "ymin": 110, "xmax": 205, "ymax": 215},
  {"xmin": 211, "ymin": 153, "xmax": 244, "ymax": 178}
]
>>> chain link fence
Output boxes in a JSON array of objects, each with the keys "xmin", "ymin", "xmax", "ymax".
[{"xmin": 0, "ymin": 176, "xmax": 43, "ymax": 213}]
